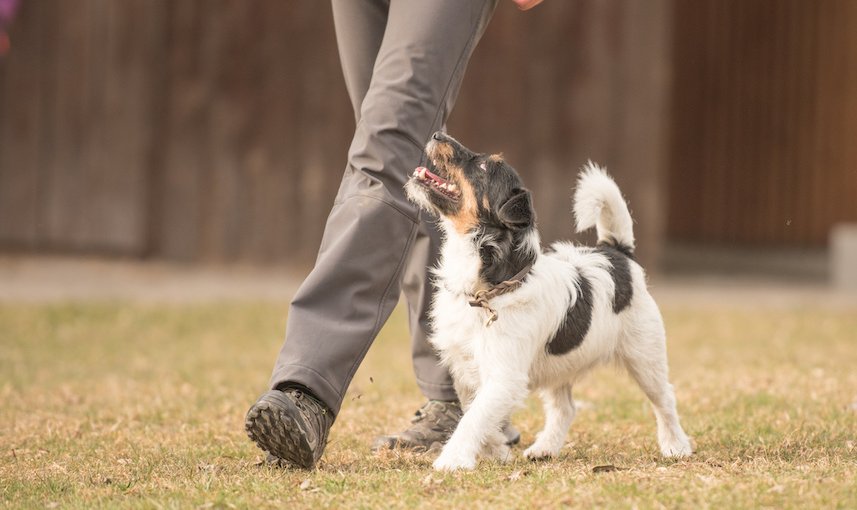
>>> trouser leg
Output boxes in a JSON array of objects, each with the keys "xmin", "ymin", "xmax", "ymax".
[
  {"xmin": 331, "ymin": 0, "xmax": 388, "ymax": 122},
  {"xmin": 401, "ymin": 219, "xmax": 457, "ymax": 400},
  {"xmin": 334, "ymin": 0, "xmax": 457, "ymax": 403},
  {"xmin": 270, "ymin": 0, "xmax": 498, "ymax": 416}
]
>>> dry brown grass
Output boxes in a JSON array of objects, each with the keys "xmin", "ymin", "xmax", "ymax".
[{"xmin": 1, "ymin": 301, "xmax": 856, "ymax": 509}]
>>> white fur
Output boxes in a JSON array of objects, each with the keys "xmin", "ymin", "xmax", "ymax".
[
  {"xmin": 426, "ymin": 168, "xmax": 691, "ymax": 471},
  {"xmin": 573, "ymin": 162, "xmax": 635, "ymax": 250}
]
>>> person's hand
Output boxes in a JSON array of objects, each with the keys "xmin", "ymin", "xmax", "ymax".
[{"xmin": 511, "ymin": 0, "xmax": 544, "ymax": 11}]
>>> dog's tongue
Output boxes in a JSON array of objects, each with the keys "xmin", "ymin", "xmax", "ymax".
[{"xmin": 414, "ymin": 166, "xmax": 447, "ymax": 183}]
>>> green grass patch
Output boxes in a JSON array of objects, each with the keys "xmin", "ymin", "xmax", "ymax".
[{"xmin": 1, "ymin": 302, "xmax": 856, "ymax": 508}]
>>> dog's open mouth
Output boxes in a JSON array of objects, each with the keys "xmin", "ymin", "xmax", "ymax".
[{"xmin": 413, "ymin": 166, "xmax": 460, "ymax": 200}]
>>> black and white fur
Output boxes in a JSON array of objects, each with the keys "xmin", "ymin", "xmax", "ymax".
[{"xmin": 405, "ymin": 132, "xmax": 692, "ymax": 471}]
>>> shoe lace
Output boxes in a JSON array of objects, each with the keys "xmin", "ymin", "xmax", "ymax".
[
  {"xmin": 410, "ymin": 400, "xmax": 461, "ymax": 425},
  {"xmin": 291, "ymin": 389, "xmax": 327, "ymax": 416},
  {"xmin": 411, "ymin": 403, "xmax": 427, "ymax": 423},
  {"xmin": 286, "ymin": 388, "xmax": 333, "ymax": 443}
]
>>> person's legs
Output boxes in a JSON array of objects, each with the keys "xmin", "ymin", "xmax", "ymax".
[
  {"xmin": 272, "ymin": 0, "xmax": 496, "ymax": 416},
  {"xmin": 333, "ymin": 0, "xmax": 457, "ymax": 403},
  {"xmin": 331, "ymin": 0, "xmax": 388, "ymax": 122},
  {"xmin": 247, "ymin": 0, "xmax": 499, "ymax": 468},
  {"xmin": 402, "ymin": 220, "xmax": 458, "ymax": 400}
]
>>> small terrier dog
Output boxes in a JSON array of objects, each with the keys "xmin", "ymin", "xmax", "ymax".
[{"xmin": 405, "ymin": 132, "xmax": 692, "ymax": 471}]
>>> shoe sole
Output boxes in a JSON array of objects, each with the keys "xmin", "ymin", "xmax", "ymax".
[{"xmin": 245, "ymin": 390, "xmax": 315, "ymax": 469}]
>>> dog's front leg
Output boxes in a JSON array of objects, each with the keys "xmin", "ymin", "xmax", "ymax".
[
  {"xmin": 433, "ymin": 379, "xmax": 527, "ymax": 470},
  {"xmin": 433, "ymin": 339, "xmax": 533, "ymax": 471},
  {"xmin": 453, "ymin": 379, "xmax": 476, "ymax": 411}
]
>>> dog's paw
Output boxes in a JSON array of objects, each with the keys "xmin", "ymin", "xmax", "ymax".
[
  {"xmin": 660, "ymin": 435, "xmax": 693, "ymax": 458},
  {"xmin": 433, "ymin": 448, "xmax": 477, "ymax": 472},
  {"xmin": 523, "ymin": 441, "xmax": 560, "ymax": 461}
]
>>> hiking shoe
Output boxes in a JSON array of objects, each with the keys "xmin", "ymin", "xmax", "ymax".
[
  {"xmin": 371, "ymin": 400, "xmax": 521, "ymax": 452},
  {"xmin": 371, "ymin": 400, "xmax": 463, "ymax": 452},
  {"xmin": 245, "ymin": 387, "xmax": 333, "ymax": 469}
]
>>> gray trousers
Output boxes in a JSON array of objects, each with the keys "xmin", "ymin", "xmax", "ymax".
[{"xmin": 269, "ymin": 0, "xmax": 498, "ymax": 416}]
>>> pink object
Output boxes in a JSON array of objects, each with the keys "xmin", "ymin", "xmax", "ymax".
[
  {"xmin": 0, "ymin": 0, "xmax": 18, "ymax": 56},
  {"xmin": 511, "ymin": 0, "xmax": 544, "ymax": 11},
  {"xmin": 0, "ymin": 0, "xmax": 20, "ymax": 22}
]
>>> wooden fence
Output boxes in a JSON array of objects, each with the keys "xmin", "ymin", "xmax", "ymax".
[
  {"xmin": 0, "ymin": 0, "xmax": 354, "ymax": 262},
  {"xmin": 1, "ymin": 0, "xmax": 855, "ymax": 268},
  {"xmin": 0, "ymin": 0, "xmax": 671, "ymax": 265},
  {"xmin": 669, "ymin": 0, "xmax": 857, "ymax": 248}
]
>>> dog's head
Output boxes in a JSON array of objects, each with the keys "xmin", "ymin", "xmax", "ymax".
[{"xmin": 405, "ymin": 132, "xmax": 538, "ymax": 285}]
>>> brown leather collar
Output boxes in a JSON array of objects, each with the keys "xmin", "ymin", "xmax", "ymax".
[{"xmin": 467, "ymin": 262, "xmax": 534, "ymax": 326}]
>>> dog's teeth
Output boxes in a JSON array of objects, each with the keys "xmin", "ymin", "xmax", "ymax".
[
  {"xmin": 440, "ymin": 183, "xmax": 448, "ymax": 190},
  {"xmin": 419, "ymin": 168, "xmax": 426, "ymax": 179},
  {"xmin": 448, "ymin": 183, "xmax": 457, "ymax": 191}
]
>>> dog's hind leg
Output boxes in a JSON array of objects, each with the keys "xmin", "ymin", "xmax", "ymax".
[
  {"xmin": 620, "ymin": 323, "xmax": 692, "ymax": 458},
  {"xmin": 524, "ymin": 384, "xmax": 575, "ymax": 460}
]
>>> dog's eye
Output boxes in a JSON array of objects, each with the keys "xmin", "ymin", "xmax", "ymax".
[{"xmin": 479, "ymin": 162, "xmax": 488, "ymax": 171}]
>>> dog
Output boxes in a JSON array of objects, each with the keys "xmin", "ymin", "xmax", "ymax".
[{"xmin": 405, "ymin": 132, "xmax": 693, "ymax": 471}]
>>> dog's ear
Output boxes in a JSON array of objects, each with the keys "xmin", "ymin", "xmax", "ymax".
[{"xmin": 498, "ymin": 188, "xmax": 534, "ymax": 229}]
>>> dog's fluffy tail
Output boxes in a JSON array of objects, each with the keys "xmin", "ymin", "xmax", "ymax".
[{"xmin": 573, "ymin": 162, "xmax": 635, "ymax": 253}]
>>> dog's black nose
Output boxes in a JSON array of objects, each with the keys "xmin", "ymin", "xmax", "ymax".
[{"xmin": 431, "ymin": 132, "xmax": 444, "ymax": 141}]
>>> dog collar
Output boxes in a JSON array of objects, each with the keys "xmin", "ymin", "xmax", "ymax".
[{"xmin": 467, "ymin": 262, "xmax": 534, "ymax": 326}]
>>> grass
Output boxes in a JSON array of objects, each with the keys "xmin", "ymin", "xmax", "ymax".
[{"xmin": 1, "ymin": 300, "xmax": 856, "ymax": 509}]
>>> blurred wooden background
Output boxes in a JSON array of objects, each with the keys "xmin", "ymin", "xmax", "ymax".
[
  {"xmin": 1, "ymin": 0, "xmax": 855, "ymax": 268},
  {"xmin": 669, "ymin": 0, "xmax": 857, "ymax": 248}
]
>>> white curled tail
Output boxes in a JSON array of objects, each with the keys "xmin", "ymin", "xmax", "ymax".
[{"xmin": 573, "ymin": 161, "xmax": 635, "ymax": 252}]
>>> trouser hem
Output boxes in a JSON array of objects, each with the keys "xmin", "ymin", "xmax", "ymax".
[
  {"xmin": 415, "ymin": 376, "xmax": 458, "ymax": 402},
  {"xmin": 270, "ymin": 363, "xmax": 345, "ymax": 417}
]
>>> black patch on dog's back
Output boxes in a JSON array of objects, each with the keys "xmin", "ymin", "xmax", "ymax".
[
  {"xmin": 595, "ymin": 244, "xmax": 633, "ymax": 313},
  {"xmin": 598, "ymin": 236, "xmax": 635, "ymax": 259},
  {"xmin": 547, "ymin": 273, "xmax": 593, "ymax": 356}
]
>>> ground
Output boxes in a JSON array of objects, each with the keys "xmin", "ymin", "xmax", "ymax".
[{"xmin": 1, "ymin": 257, "xmax": 856, "ymax": 509}]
